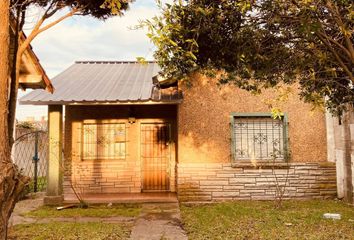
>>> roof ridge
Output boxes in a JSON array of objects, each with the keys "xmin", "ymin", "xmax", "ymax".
[{"xmin": 75, "ymin": 60, "xmax": 156, "ymax": 64}]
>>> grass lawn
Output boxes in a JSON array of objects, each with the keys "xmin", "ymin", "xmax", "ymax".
[
  {"xmin": 180, "ymin": 200, "xmax": 354, "ymax": 240},
  {"xmin": 24, "ymin": 203, "xmax": 141, "ymax": 218},
  {"xmin": 8, "ymin": 222, "xmax": 131, "ymax": 240}
]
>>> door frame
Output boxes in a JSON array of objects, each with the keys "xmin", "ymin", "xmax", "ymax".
[{"xmin": 139, "ymin": 118, "xmax": 176, "ymax": 192}]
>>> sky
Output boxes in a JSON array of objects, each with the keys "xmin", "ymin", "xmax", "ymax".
[{"xmin": 17, "ymin": 0, "xmax": 170, "ymax": 121}]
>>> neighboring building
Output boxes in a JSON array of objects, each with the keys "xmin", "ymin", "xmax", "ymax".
[
  {"xmin": 326, "ymin": 108, "xmax": 354, "ymax": 203},
  {"xmin": 10, "ymin": 26, "xmax": 53, "ymax": 92},
  {"xmin": 20, "ymin": 61, "xmax": 337, "ymax": 204}
]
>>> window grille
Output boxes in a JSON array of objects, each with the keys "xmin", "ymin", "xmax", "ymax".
[
  {"xmin": 232, "ymin": 114, "xmax": 288, "ymax": 161},
  {"xmin": 81, "ymin": 123, "xmax": 126, "ymax": 160}
]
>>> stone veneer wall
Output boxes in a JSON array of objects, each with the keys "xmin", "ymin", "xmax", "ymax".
[
  {"xmin": 177, "ymin": 162, "xmax": 337, "ymax": 202},
  {"xmin": 64, "ymin": 160, "xmax": 142, "ymax": 195}
]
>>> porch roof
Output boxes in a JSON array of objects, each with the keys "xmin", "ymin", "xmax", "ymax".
[{"xmin": 20, "ymin": 61, "xmax": 181, "ymax": 105}]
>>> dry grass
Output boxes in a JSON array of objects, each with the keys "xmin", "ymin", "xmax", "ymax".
[
  {"xmin": 180, "ymin": 200, "xmax": 354, "ymax": 240},
  {"xmin": 24, "ymin": 203, "xmax": 141, "ymax": 218},
  {"xmin": 8, "ymin": 222, "xmax": 131, "ymax": 240}
]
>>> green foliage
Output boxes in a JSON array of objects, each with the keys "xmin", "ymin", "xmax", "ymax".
[
  {"xmin": 144, "ymin": 0, "xmax": 354, "ymax": 115},
  {"xmin": 19, "ymin": 176, "xmax": 46, "ymax": 200},
  {"xmin": 136, "ymin": 57, "xmax": 148, "ymax": 65},
  {"xmin": 16, "ymin": 121, "xmax": 37, "ymax": 130},
  {"xmin": 78, "ymin": 200, "xmax": 89, "ymax": 209},
  {"xmin": 100, "ymin": 0, "xmax": 131, "ymax": 16},
  {"xmin": 10, "ymin": 0, "xmax": 133, "ymax": 19}
]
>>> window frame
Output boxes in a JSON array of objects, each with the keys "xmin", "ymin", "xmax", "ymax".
[
  {"xmin": 230, "ymin": 112, "xmax": 289, "ymax": 162},
  {"xmin": 81, "ymin": 122, "xmax": 127, "ymax": 161}
]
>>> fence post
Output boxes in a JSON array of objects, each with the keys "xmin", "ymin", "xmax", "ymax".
[{"xmin": 33, "ymin": 131, "xmax": 39, "ymax": 193}]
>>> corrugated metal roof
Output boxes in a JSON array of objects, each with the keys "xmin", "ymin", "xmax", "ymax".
[{"xmin": 19, "ymin": 61, "xmax": 180, "ymax": 105}]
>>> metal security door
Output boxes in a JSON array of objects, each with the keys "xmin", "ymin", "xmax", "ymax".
[{"xmin": 141, "ymin": 123, "xmax": 171, "ymax": 191}]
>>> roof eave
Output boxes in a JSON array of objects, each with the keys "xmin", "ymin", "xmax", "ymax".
[
  {"xmin": 19, "ymin": 99, "xmax": 183, "ymax": 106},
  {"xmin": 10, "ymin": 19, "xmax": 54, "ymax": 93},
  {"xmin": 18, "ymin": 34, "xmax": 54, "ymax": 93}
]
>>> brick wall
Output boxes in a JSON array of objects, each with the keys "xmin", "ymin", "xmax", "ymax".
[{"xmin": 178, "ymin": 162, "xmax": 337, "ymax": 202}]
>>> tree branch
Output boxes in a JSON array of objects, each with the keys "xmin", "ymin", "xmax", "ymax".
[
  {"xmin": 37, "ymin": 8, "xmax": 79, "ymax": 36},
  {"xmin": 18, "ymin": 7, "xmax": 78, "ymax": 56},
  {"xmin": 317, "ymin": 31, "xmax": 353, "ymax": 63},
  {"xmin": 316, "ymin": 32, "xmax": 354, "ymax": 82},
  {"xmin": 325, "ymin": 1, "xmax": 354, "ymax": 62}
]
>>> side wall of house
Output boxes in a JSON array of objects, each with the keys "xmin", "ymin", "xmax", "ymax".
[
  {"xmin": 177, "ymin": 74, "xmax": 337, "ymax": 201},
  {"xmin": 64, "ymin": 105, "xmax": 177, "ymax": 198}
]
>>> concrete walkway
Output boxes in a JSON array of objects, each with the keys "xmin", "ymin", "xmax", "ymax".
[
  {"xmin": 10, "ymin": 194, "xmax": 188, "ymax": 240},
  {"xmin": 9, "ymin": 193, "xmax": 45, "ymax": 226},
  {"xmin": 130, "ymin": 203, "xmax": 188, "ymax": 240},
  {"xmin": 11, "ymin": 216, "xmax": 135, "ymax": 225}
]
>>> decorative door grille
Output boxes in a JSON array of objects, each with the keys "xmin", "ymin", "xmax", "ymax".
[{"xmin": 141, "ymin": 123, "xmax": 171, "ymax": 191}]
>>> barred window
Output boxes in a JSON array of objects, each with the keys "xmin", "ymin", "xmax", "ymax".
[
  {"xmin": 82, "ymin": 123, "xmax": 126, "ymax": 160},
  {"xmin": 232, "ymin": 114, "xmax": 288, "ymax": 161}
]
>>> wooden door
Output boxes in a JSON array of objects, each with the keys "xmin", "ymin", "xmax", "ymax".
[{"xmin": 141, "ymin": 123, "xmax": 171, "ymax": 191}]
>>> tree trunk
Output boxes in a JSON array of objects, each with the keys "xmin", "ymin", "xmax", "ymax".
[
  {"xmin": 8, "ymin": 52, "xmax": 21, "ymax": 148},
  {"xmin": 8, "ymin": 10, "xmax": 21, "ymax": 148},
  {"xmin": 0, "ymin": 1, "xmax": 30, "ymax": 239}
]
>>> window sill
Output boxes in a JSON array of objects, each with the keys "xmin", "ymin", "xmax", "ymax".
[
  {"xmin": 231, "ymin": 160, "xmax": 291, "ymax": 169},
  {"xmin": 81, "ymin": 158, "xmax": 126, "ymax": 161}
]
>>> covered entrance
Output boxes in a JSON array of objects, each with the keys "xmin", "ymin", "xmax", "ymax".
[{"xmin": 19, "ymin": 61, "xmax": 182, "ymax": 204}]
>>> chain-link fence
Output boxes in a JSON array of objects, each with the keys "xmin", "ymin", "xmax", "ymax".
[{"xmin": 12, "ymin": 130, "xmax": 48, "ymax": 194}]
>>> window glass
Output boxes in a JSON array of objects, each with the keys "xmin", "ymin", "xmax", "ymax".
[{"xmin": 82, "ymin": 123, "xmax": 126, "ymax": 160}]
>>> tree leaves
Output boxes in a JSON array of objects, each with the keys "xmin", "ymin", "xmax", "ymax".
[
  {"xmin": 100, "ymin": 0, "xmax": 131, "ymax": 15},
  {"xmin": 144, "ymin": 0, "xmax": 354, "ymax": 115},
  {"xmin": 10, "ymin": 0, "xmax": 133, "ymax": 19}
]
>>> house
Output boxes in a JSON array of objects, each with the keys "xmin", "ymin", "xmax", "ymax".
[{"xmin": 20, "ymin": 61, "xmax": 337, "ymax": 204}]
